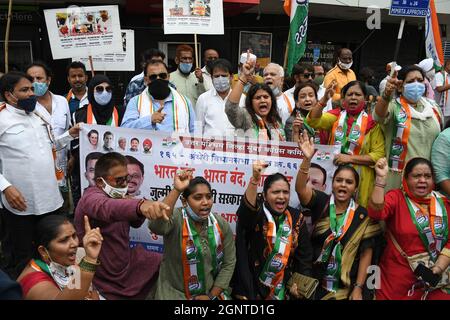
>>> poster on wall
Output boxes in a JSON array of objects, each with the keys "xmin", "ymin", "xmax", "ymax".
[
  {"xmin": 44, "ymin": 5, "xmax": 123, "ymax": 59},
  {"xmin": 79, "ymin": 125, "xmax": 339, "ymax": 252},
  {"xmin": 163, "ymin": 0, "xmax": 224, "ymax": 35},
  {"xmin": 72, "ymin": 29, "xmax": 135, "ymax": 71},
  {"xmin": 238, "ymin": 31, "xmax": 272, "ymax": 69}
]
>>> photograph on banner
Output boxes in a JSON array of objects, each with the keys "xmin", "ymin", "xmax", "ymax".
[
  {"xmin": 44, "ymin": 5, "xmax": 122, "ymax": 59},
  {"xmin": 73, "ymin": 30, "xmax": 135, "ymax": 71},
  {"xmin": 238, "ymin": 31, "xmax": 272, "ymax": 69},
  {"xmin": 79, "ymin": 124, "xmax": 339, "ymax": 252},
  {"xmin": 163, "ymin": 0, "xmax": 224, "ymax": 35}
]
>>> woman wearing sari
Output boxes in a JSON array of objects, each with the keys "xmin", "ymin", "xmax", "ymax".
[
  {"xmin": 306, "ymin": 80, "xmax": 385, "ymax": 208},
  {"xmin": 232, "ymin": 161, "xmax": 313, "ymax": 300},
  {"xmin": 148, "ymin": 171, "xmax": 236, "ymax": 300},
  {"xmin": 296, "ymin": 130, "xmax": 382, "ymax": 300},
  {"xmin": 225, "ymin": 55, "xmax": 285, "ymax": 141},
  {"xmin": 368, "ymin": 157, "xmax": 450, "ymax": 300}
]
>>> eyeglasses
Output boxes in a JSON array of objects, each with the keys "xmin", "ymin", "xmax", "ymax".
[
  {"xmin": 110, "ymin": 174, "xmax": 131, "ymax": 185},
  {"xmin": 302, "ymin": 73, "xmax": 314, "ymax": 79},
  {"xmin": 148, "ymin": 73, "xmax": 168, "ymax": 81},
  {"xmin": 95, "ymin": 86, "xmax": 112, "ymax": 93}
]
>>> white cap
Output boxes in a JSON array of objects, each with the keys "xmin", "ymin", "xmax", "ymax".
[
  {"xmin": 386, "ymin": 62, "xmax": 402, "ymax": 72},
  {"xmin": 240, "ymin": 52, "xmax": 257, "ymax": 64},
  {"xmin": 418, "ymin": 58, "xmax": 434, "ymax": 72}
]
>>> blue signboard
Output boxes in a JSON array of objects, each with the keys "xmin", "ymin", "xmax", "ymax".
[{"xmin": 389, "ymin": 0, "xmax": 430, "ymax": 17}]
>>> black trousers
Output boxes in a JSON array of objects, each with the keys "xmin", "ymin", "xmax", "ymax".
[{"xmin": 0, "ymin": 207, "xmax": 61, "ymax": 280}]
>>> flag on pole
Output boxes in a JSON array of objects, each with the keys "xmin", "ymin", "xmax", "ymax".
[
  {"xmin": 425, "ymin": 0, "xmax": 444, "ymax": 70},
  {"xmin": 283, "ymin": 0, "xmax": 309, "ymax": 76}
]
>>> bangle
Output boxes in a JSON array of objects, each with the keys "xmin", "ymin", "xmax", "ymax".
[
  {"xmin": 300, "ymin": 167, "xmax": 309, "ymax": 174},
  {"xmin": 353, "ymin": 282, "xmax": 364, "ymax": 289},
  {"xmin": 172, "ymin": 185, "xmax": 182, "ymax": 193},
  {"xmin": 375, "ymin": 182, "xmax": 386, "ymax": 188},
  {"xmin": 208, "ymin": 294, "xmax": 218, "ymax": 300},
  {"xmin": 79, "ymin": 257, "xmax": 100, "ymax": 273},
  {"xmin": 238, "ymin": 78, "xmax": 247, "ymax": 86},
  {"xmin": 318, "ymin": 100, "xmax": 326, "ymax": 108},
  {"xmin": 250, "ymin": 177, "xmax": 259, "ymax": 185}
]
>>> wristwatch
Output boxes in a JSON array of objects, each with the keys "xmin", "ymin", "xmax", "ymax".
[
  {"xmin": 208, "ymin": 294, "xmax": 218, "ymax": 300},
  {"xmin": 353, "ymin": 282, "xmax": 364, "ymax": 289}
]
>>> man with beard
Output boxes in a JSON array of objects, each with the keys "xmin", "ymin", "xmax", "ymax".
[
  {"xmin": 169, "ymin": 44, "xmax": 205, "ymax": 108},
  {"xmin": 125, "ymin": 155, "xmax": 144, "ymax": 197},
  {"xmin": 121, "ymin": 59, "xmax": 195, "ymax": 133},
  {"xmin": 65, "ymin": 61, "xmax": 89, "ymax": 116},
  {"xmin": 263, "ymin": 62, "xmax": 294, "ymax": 125}
]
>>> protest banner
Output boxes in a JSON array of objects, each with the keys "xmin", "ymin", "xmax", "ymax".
[
  {"xmin": 163, "ymin": 0, "xmax": 224, "ymax": 35},
  {"xmin": 44, "ymin": 5, "xmax": 122, "ymax": 60},
  {"xmin": 79, "ymin": 124, "xmax": 339, "ymax": 253},
  {"xmin": 73, "ymin": 29, "xmax": 135, "ymax": 71}
]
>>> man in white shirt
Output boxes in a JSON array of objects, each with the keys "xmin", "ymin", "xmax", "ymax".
[
  {"xmin": 0, "ymin": 71, "xmax": 80, "ymax": 278},
  {"xmin": 263, "ymin": 62, "xmax": 294, "ymax": 125},
  {"xmin": 201, "ymin": 48, "xmax": 219, "ymax": 91},
  {"xmin": 196, "ymin": 58, "xmax": 235, "ymax": 137},
  {"xmin": 26, "ymin": 62, "xmax": 73, "ymax": 212},
  {"xmin": 379, "ymin": 61, "xmax": 402, "ymax": 97},
  {"xmin": 435, "ymin": 59, "xmax": 450, "ymax": 124}
]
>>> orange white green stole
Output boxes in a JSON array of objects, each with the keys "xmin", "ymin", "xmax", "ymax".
[{"xmin": 330, "ymin": 110, "xmax": 368, "ymax": 155}]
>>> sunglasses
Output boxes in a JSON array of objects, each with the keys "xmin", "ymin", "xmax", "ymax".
[
  {"xmin": 302, "ymin": 73, "xmax": 315, "ymax": 79},
  {"xmin": 95, "ymin": 86, "xmax": 112, "ymax": 93},
  {"xmin": 148, "ymin": 73, "xmax": 168, "ymax": 81},
  {"xmin": 110, "ymin": 174, "xmax": 131, "ymax": 185}
]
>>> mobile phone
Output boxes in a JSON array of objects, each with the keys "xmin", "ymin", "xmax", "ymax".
[{"xmin": 414, "ymin": 263, "xmax": 441, "ymax": 287}]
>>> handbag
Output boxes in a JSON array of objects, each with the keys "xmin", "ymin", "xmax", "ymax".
[
  {"xmin": 388, "ymin": 231, "xmax": 450, "ymax": 290},
  {"xmin": 286, "ymin": 272, "xmax": 319, "ymax": 299}
]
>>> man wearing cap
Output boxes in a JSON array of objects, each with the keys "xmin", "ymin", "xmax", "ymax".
[
  {"xmin": 435, "ymin": 59, "xmax": 450, "ymax": 123},
  {"xmin": 379, "ymin": 62, "xmax": 402, "ymax": 97},
  {"xmin": 231, "ymin": 51, "xmax": 264, "ymax": 94},
  {"xmin": 417, "ymin": 58, "xmax": 436, "ymax": 101}
]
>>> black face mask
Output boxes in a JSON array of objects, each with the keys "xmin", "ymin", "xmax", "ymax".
[
  {"xmin": 206, "ymin": 60, "xmax": 215, "ymax": 72},
  {"xmin": 13, "ymin": 94, "xmax": 37, "ymax": 113},
  {"xmin": 148, "ymin": 79, "xmax": 171, "ymax": 100}
]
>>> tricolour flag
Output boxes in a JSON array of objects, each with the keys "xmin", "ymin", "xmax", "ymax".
[
  {"xmin": 283, "ymin": 0, "xmax": 309, "ymax": 76},
  {"xmin": 425, "ymin": 0, "xmax": 444, "ymax": 70}
]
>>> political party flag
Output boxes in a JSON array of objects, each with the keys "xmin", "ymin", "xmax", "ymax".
[
  {"xmin": 283, "ymin": 0, "xmax": 309, "ymax": 75},
  {"xmin": 425, "ymin": 0, "xmax": 444, "ymax": 69}
]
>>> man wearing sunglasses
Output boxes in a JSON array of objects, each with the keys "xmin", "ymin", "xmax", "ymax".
[
  {"xmin": 74, "ymin": 152, "xmax": 168, "ymax": 299},
  {"xmin": 122, "ymin": 59, "xmax": 195, "ymax": 134},
  {"xmin": 284, "ymin": 62, "xmax": 332, "ymax": 112}
]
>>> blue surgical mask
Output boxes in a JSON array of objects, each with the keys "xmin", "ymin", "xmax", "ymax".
[
  {"xmin": 179, "ymin": 63, "xmax": 193, "ymax": 74},
  {"xmin": 94, "ymin": 91, "xmax": 112, "ymax": 106},
  {"xmin": 212, "ymin": 76, "xmax": 231, "ymax": 93},
  {"xmin": 403, "ymin": 82, "xmax": 425, "ymax": 103},
  {"xmin": 33, "ymin": 82, "xmax": 48, "ymax": 97},
  {"xmin": 185, "ymin": 204, "xmax": 209, "ymax": 222}
]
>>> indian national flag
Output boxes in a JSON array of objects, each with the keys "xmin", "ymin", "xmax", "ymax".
[
  {"xmin": 283, "ymin": 0, "xmax": 309, "ymax": 75},
  {"xmin": 425, "ymin": 0, "xmax": 444, "ymax": 69}
]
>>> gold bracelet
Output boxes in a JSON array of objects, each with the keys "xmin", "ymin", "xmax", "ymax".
[{"xmin": 79, "ymin": 257, "xmax": 100, "ymax": 273}]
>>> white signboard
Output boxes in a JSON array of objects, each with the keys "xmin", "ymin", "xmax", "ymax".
[
  {"xmin": 163, "ymin": 0, "xmax": 224, "ymax": 35},
  {"xmin": 73, "ymin": 30, "xmax": 135, "ymax": 71},
  {"xmin": 79, "ymin": 125, "xmax": 339, "ymax": 252},
  {"xmin": 44, "ymin": 5, "xmax": 122, "ymax": 60}
]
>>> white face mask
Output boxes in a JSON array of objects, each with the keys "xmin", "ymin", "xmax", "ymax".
[
  {"xmin": 338, "ymin": 59, "xmax": 353, "ymax": 70},
  {"xmin": 44, "ymin": 249, "xmax": 72, "ymax": 290},
  {"xmin": 212, "ymin": 76, "xmax": 231, "ymax": 93},
  {"xmin": 100, "ymin": 177, "xmax": 128, "ymax": 199}
]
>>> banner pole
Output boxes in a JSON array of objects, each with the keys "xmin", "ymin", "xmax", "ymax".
[
  {"xmin": 283, "ymin": 31, "xmax": 290, "ymax": 72},
  {"xmin": 194, "ymin": 33, "xmax": 199, "ymax": 69},
  {"xmin": 393, "ymin": 18, "xmax": 406, "ymax": 62},
  {"xmin": 88, "ymin": 55, "xmax": 95, "ymax": 77},
  {"xmin": 4, "ymin": 0, "xmax": 13, "ymax": 73}
]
